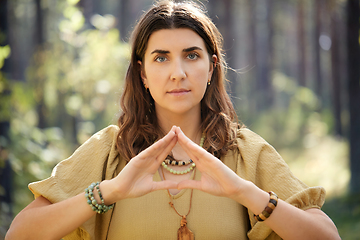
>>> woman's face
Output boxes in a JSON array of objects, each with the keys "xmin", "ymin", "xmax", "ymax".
[{"xmin": 140, "ymin": 28, "xmax": 216, "ymax": 118}]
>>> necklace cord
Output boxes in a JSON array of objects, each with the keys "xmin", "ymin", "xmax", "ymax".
[
  {"xmin": 160, "ymin": 167, "xmax": 195, "ymax": 218},
  {"xmin": 161, "ymin": 133, "xmax": 203, "ymax": 240}
]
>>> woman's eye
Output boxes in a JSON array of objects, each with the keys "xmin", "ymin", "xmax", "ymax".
[
  {"xmin": 155, "ymin": 56, "xmax": 167, "ymax": 62},
  {"xmin": 187, "ymin": 53, "xmax": 198, "ymax": 60}
]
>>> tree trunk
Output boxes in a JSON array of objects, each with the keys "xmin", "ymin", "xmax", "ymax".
[
  {"xmin": 78, "ymin": 0, "xmax": 94, "ymax": 27},
  {"xmin": 207, "ymin": 0, "xmax": 237, "ymax": 99},
  {"xmin": 0, "ymin": 0, "xmax": 14, "ymax": 236},
  {"xmin": 314, "ymin": 0, "xmax": 323, "ymax": 107},
  {"xmin": 222, "ymin": 0, "xmax": 236, "ymax": 95},
  {"xmin": 119, "ymin": 0, "xmax": 130, "ymax": 41},
  {"xmin": 213, "ymin": 0, "xmax": 236, "ymax": 94},
  {"xmin": 248, "ymin": 0, "xmax": 274, "ymax": 111},
  {"xmin": 34, "ymin": 0, "xmax": 44, "ymax": 45},
  {"xmin": 34, "ymin": 0, "xmax": 47, "ymax": 129},
  {"xmin": 330, "ymin": 1, "xmax": 343, "ymax": 136},
  {"xmin": 347, "ymin": 0, "xmax": 360, "ymax": 194},
  {"xmin": 247, "ymin": 0, "xmax": 257, "ymax": 115},
  {"xmin": 297, "ymin": 0, "xmax": 306, "ymax": 87},
  {"xmin": 256, "ymin": 0, "xmax": 274, "ymax": 109}
]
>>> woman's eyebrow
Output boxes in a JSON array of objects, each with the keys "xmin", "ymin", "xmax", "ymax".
[
  {"xmin": 150, "ymin": 49, "xmax": 170, "ymax": 55},
  {"xmin": 150, "ymin": 46, "xmax": 203, "ymax": 55},
  {"xmin": 183, "ymin": 46, "xmax": 203, "ymax": 52}
]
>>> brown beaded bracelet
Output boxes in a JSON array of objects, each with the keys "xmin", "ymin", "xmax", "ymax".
[{"xmin": 254, "ymin": 191, "xmax": 278, "ymax": 222}]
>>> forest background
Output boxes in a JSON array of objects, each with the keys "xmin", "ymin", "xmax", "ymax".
[{"xmin": 0, "ymin": 0, "xmax": 359, "ymax": 239}]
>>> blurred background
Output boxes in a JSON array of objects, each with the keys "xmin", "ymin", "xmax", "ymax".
[{"xmin": 0, "ymin": 0, "xmax": 359, "ymax": 239}]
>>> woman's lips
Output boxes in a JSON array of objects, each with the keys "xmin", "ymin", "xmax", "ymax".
[{"xmin": 167, "ymin": 89, "xmax": 190, "ymax": 96}]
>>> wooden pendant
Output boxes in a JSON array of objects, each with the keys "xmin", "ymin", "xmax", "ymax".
[{"xmin": 177, "ymin": 216, "xmax": 194, "ymax": 240}]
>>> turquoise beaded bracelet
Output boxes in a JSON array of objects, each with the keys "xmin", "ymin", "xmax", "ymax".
[{"xmin": 85, "ymin": 182, "xmax": 114, "ymax": 214}]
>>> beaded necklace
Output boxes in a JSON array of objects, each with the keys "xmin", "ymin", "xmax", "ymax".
[{"xmin": 162, "ymin": 133, "xmax": 205, "ymax": 175}]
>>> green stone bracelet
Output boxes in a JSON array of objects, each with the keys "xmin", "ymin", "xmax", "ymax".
[
  {"xmin": 95, "ymin": 184, "xmax": 105, "ymax": 204},
  {"xmin": 85, "ymin": 182, "xmax": 114, "ymax": 214}
]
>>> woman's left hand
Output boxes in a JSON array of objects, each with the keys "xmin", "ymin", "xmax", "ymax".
[
  {"xmin": 175, "ymin": 128, "xmax": 342, "ymax": 240},
  {"xmin": 175, "ymin": 127, "xmax": 248, "ymax": 201}
]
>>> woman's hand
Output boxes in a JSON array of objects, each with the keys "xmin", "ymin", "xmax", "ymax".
[
  {"xmin": 102, "ymin": 126, "xmax": 179, "ymax": 203},
  {"xmin": 174, "ymin": 128, "xmax": 341, "ymax": 240},
  {"xmin": 175, "ymin": 127, "xmax": 248, "ymax": 201}
]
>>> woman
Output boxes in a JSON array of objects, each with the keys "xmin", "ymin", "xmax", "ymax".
[{"xmin": 6, "ymin": 1, "xmax": 340, "ymax": 239}]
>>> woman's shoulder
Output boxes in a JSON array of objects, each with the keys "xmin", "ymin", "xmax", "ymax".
[
  {"xmin": 63, "ymin": 125, "xmax": 120, "ymax": 163},
  {"xmin": 233, "ymin": 126, "xmax": 282, "ymax": 163},
  {"xmin": 235, "ymin": 126, "xmax": 270, "ymax": 148},
  {"xmin": 93, "ymin": 124, "xmax": 120, "ymax": 138},
  {"xmin": 84, "ymin": 125, "xmax": 120, "ymax": 146},
  {"xmin": 223, "ymin": 126, "xmax": 273, "ymax": 166}
]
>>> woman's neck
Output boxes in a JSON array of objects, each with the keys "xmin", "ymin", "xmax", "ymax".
[{"xmin": 156, "ymin": 110, "xmax": 202, "ymax": 143}]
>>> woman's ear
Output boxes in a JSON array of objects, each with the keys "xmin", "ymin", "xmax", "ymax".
[
  {"xmin": 209, "ymin": 54, "xmax": 218, "ymax": 77},
  {"xmin": 212, "ymin": 54, "xmax": 218, "ymax": 68},
  {"xmin": 138, "ymin": 60, "xmax": 147, "ymax": 85}
]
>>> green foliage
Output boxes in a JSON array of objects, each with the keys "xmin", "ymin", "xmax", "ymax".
[
  {"xmin": 0, "ymin": 45, "xmax": 11, "ymax": 122},
  {"xmin": 238, "ymin": 70, "xmax": 354, "ymax": 238},
  {"xmin": 0, "ymin": 45, "xmax": 10, "ymax": 69},
  {"xmin": 322, "ymin": 193, "xmax": 360, "ymax": 240},
  {"xmin": 246, "ymin": 71, "xmax": 327, "ymax": 149},
  {"xmin": 1, "ymin": 1, "xmax": 129, "ymax": 215},
  {"xmin": 238, "ymin": 70, "xmax": 350, "ymax": 196},
  {"xmin": 0, "ymin": 44, "xmax": 12, "ymax": 237}
]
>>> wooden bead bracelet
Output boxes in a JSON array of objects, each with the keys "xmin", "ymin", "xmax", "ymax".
[{"xmin": 254, "ymin": 191, "xmax": 278, "ymax": 221}]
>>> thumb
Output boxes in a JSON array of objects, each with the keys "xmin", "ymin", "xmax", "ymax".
[
  {"xmin": 177, "ymin": 180, "xmax": 201, "ymax": 190},
  {"xmin": 152, "ymin": 180, "xmax": 179, "ymax": 191}
]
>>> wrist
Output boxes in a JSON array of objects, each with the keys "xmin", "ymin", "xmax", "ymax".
[
  {"xmin": 85, "ymin": 182, "xmax": 114, "ymax": 214},
  {"xmin": 99, "ymin": 180, "xmax": 120, "ymax": 205},
  {"xmin": 229, "ymin": 179, "xmax": 253, "ymax": 204},
  {"xmin": 232, "ymin": 181, "xmax": 269, "ymax": 214}
]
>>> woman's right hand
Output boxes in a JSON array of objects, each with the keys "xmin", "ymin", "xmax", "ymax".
[
  {"xmin": 5, "ymin": 127, "xmax": 178, "ymax": 240},
  {"xmin": 100, "ymin": 126, "xmax": 179, "ymax": 204}
]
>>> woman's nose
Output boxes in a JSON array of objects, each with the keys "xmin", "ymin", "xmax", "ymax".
[{"xmin": 170, "ymin": 58, "xmax": 186, "ymax": 81}]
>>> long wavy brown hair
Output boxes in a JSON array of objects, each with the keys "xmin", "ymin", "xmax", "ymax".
[{"xmin": 117, "ymin": 0, "xmax": 243, "ymax": 161}]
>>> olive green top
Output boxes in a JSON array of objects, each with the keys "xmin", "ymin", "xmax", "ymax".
[{"xmin": 29, "ymin": 125, "xmax": 325, "ymax": 240}]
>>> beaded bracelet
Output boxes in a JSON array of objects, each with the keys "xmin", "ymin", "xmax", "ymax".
[
  {"xmin": 254, "ymin": 191, "xmax": 278, "ymax": 222},
  {"xmin": 85, "ymin": 182, "xmax": 114, "ymax": 214}
]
